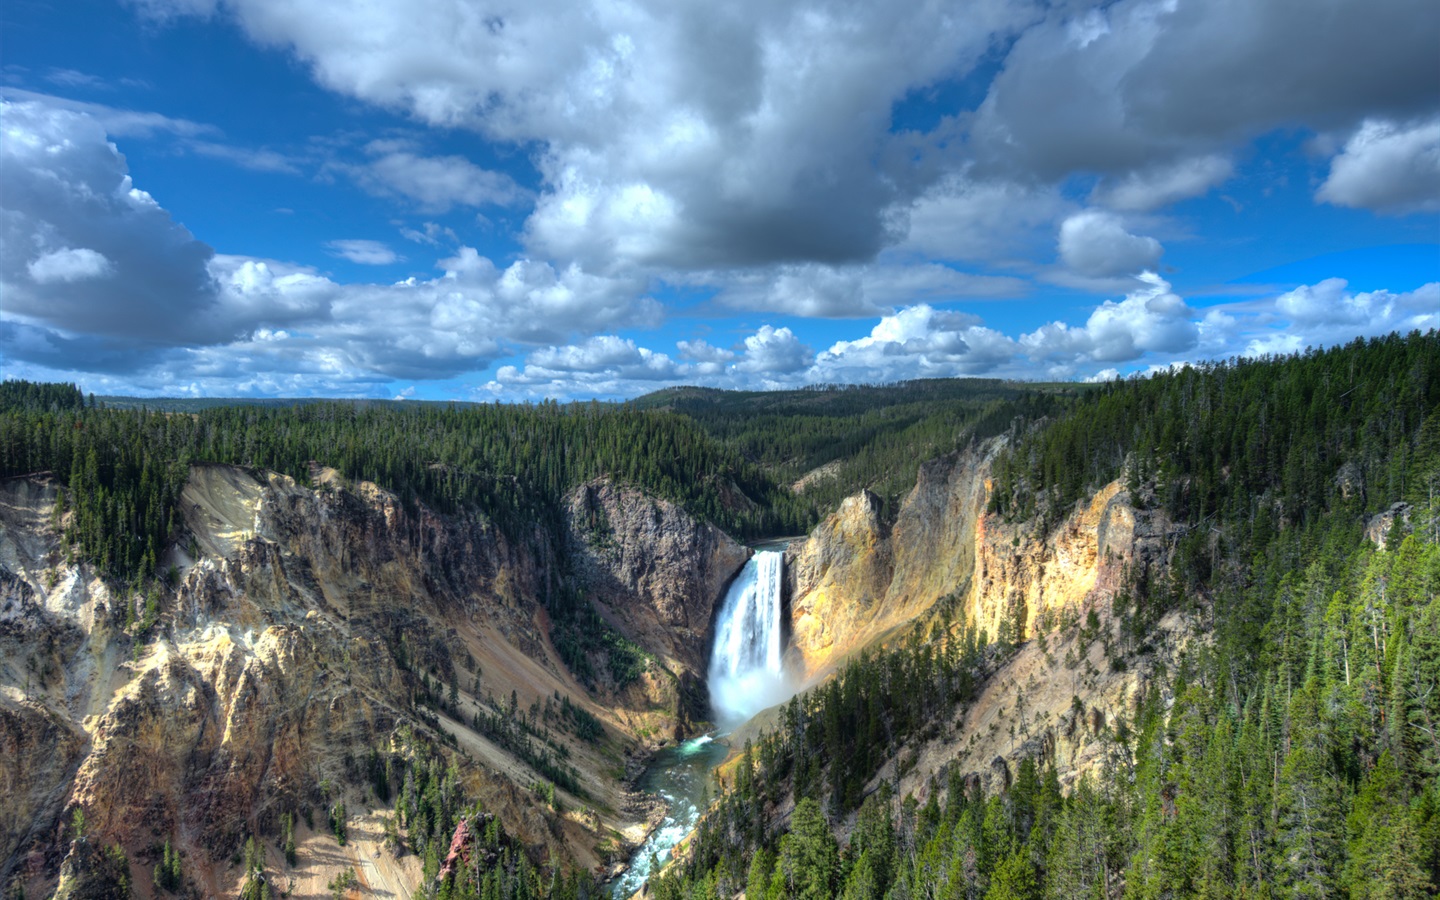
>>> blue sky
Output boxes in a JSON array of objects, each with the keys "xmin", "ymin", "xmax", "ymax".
[{"xmin": 2, "ymin": 0, "xmax": 1437, "ymax": 400}]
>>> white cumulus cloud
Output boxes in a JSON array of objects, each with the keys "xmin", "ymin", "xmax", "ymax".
[
  {"xmin": 27, "ymin": 247, "xmax": 114, "ymax": 283},
  {"xmin": 1021, "ymin": 272, "xmax": 1197, "ymax": 365},
  {"xmin": 814, "ymin": 305, "xmax": 1017, "ymax": 382},
  {"xmin": 736, "ymin": 326, "xmax": 813, "ymax": 374},
  {"xmin": 1057, "ymin": 210, "xmax": 1163, "ymax": 278},
  {"xmin": 1317, "ymin": 117, "xmax": 1440, "ymax": 214}
]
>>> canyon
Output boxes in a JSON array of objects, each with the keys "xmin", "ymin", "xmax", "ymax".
[
  {"xmin": 4, "ymin": 439, "xmax": 1187, "ymax": 898},
  {"xmin": 2, "ymin": 464, "xmax": 748, "ymax": 898}
]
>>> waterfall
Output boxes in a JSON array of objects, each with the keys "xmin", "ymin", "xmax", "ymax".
[{"xmin": 708, "ymin": 550, "xmax": 790, "ymax": 727}]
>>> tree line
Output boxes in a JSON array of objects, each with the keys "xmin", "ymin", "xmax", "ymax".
[
  {"xmin": 649, "ymin": 332, "xmax": 1440, "ymax": 899},
  {"xmin": 0, "ymin": 393, "xmax": 819, "ymax": 588}
]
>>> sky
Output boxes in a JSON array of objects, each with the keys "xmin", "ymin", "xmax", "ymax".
[{"xmin": 1, "ymin": 0, "xmax": 1438, "ymax": 401}]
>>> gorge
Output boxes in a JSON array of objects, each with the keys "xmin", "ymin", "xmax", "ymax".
[
  {"xmin": 614, "ymin": 546, "xmax": 796, "ymax": 895},
  {"xmin": 2, "ymin": 336, "xmax": 1437, "ymax": 900}
]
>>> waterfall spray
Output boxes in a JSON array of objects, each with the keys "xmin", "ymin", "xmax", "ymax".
[{"xmin": 708, "ymin": 551, "xmax": 791, "ymax": 727}]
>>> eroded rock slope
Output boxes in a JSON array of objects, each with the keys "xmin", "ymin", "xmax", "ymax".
[
  {"xmin": 784, "ymin": 439, "xmax": 1185, "ymax": 799},
  {"xmin": 2, "ymin": 465, "xmax": 744, "ymax": 897}
]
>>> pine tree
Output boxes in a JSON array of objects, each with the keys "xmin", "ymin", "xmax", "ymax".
[{"xmin": 777, "ymin": 799, "xmax": 839, "ymax": 900}]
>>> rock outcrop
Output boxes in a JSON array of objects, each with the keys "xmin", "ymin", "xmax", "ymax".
[
  {"xmin": 784, "ymin": 440, "xmax": 1185, "ymax": 799},
  {"xmin": 787, "ymin": 439, "xmax": 1173, "ymax": 677},
  {"xmin": 786, "ymin": 440, "xmax": 998, "ymax": 676},
  {"xmin": 1, "ymin": 466, "xmax": 734, "ymax": 897},
  {"xmin": 565, "ymin": 480, "xmax": 749, "ymax": 675}
]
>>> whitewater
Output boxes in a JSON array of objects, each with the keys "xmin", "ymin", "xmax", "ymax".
[{"xmin": 708, "ymin": 550, "xmax": 790, "ymax": 729}]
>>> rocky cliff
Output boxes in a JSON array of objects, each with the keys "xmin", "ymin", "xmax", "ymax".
[
  {"xmin": 2, "ymin": 465, "xmax": 737, "ymax": 898},
  {"xmin": 784, "ymin": 440, "xmax": 1184, "ymax": 798},
  {"xmin": 788, "ymin": 440, "xmax": 1173, "ymax": 669},
  {"xmin": 564, "ymin": 480, "xmax": 748, "ymax": 674},
  {"xmin": 564, "ymin": 480, "xmax": 749, "ymax": 732},
  {"xmin": 786, "ymin": 439, "xmax": 999, "ymax": 676}
]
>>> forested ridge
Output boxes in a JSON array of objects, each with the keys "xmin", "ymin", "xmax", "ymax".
[
  {"xmin": 650, "ymin": 332, "xmax": 1440, "ymax": 900},
  {"xmin": 631, "ymin": 380, "xmax": 1082, "ymax": 521},
  {"xmin": 4, "ymin": 333, "xmax": 1439, "ymax": 899},
  {"xmin": 0, "ymin": 378, "xmax": 1086, "ymax": 591},
  {"xmin": 0, "ymin": 376, "xmax": 1082, "ymax": 596},
  {"xmin": 0, "ymin": 390, "xmax": 814, "ymax": 586}
]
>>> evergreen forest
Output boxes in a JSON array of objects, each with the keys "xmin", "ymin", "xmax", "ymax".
[
  {"xmin": 2, "ymin": 331, "xmax": 1437, "ymax": 899},
  {"xmin": 648, "ymin": 331, "xmax": 1440, "ymax": 900}
]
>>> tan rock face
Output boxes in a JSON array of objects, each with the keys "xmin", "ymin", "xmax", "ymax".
[
  {"xmin": 786, "ymin": 439, "xmax": 1170, "ymax": 681},
  {"xmin": 783, "ymin": 443, "xmax": 1183, "ymax": 803},
  {"xmin": 786, "ymin": 491, "xmax": 891, "ymax": 672},
  {"xmin": 785, "ymin": 441, "xmax": 997, "ymax": 677},
  {"xmin": 965, "ymin": 479, "xmax": 1156, "ymax": 643},
  {"xmin": 2, "ymin": 467, "xmax": 735, "ymax": 896}
]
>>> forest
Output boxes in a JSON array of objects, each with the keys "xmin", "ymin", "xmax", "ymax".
[
  {"xmin": 2, "ymin": 331, "xmax": 1438, "ymax": 899},
  {"xmin": 0, "ymin": 377, "xmax": 1074, "ymax": 588},
  {"xmin": 0, "ymin": 386, "xmax": 807, "ymax": 584},
  {"xmin": 649, "ymin": 332, "xmax": 1440, "ymax": 900},
  {"xmin": 630, "ymin": 380, "xmax": 1082, "ymax": 522}
]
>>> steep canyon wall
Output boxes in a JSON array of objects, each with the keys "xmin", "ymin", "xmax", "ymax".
[
  {"xmin": 785, "ymin": 439, "xmax": 1187, "ymax": 796},
  {"xmin": 1, "ymin": 466, "xmax": 744, "ymax": 896}
]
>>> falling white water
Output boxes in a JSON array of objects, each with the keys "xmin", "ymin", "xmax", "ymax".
[
  {"xmin": 609, "ymin": 552, "xmax": 792, "ymax": 896},
  {"xmin": 708, "ymin": 551, "xmax": 790, "ymax": 727}
]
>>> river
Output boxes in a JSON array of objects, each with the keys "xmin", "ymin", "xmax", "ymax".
[
  {"xmin": 609, "ymin": 539, "xmax": 802, "ymax": 898},
  {"xmin": 609, "ymin": 734, "xmax": 730, "ymax": 898}
]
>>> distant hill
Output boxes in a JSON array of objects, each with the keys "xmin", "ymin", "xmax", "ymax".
[
  {"xmin": 93, "ymin": 395, "xmax": 482, "ymax": 412},
  {"xmin": 631, "ymin": 378, "xmax": 1093, "ymax": 519}
]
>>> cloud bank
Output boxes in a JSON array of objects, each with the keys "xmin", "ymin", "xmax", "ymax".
[
  {"xmin": 122, "ymin": 0, "xmax": 1438, "ymax": 278},
  {"xmin": 7, "ymin": 0, "xmax": 1438, "ymax": 398}
]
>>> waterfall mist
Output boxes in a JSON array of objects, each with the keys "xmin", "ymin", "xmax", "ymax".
[{"xmin": 708, "ymin": 551, "xmax": 794, "ymax": 728}]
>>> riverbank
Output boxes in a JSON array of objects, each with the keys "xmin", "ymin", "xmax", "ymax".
[{"xmin": 607, "ymin": 734, "xmax": 729, "ymax": 898}]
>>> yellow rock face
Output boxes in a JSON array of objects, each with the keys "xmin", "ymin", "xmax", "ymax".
[
  {"xmin": 786, "ymin": 440, "xmax": 998, "ymax": 680},
  {"xmin": 786, "ymin": 440, "xmax": 1168, "ymax": 683}
]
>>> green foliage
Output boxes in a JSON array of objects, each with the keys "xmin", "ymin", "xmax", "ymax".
[
  {"xmin": 327, "ymin": 868, "xmax": 357, "ymax": 900},
  {"xmin": 368, "ymin": 749, "xmax": 392, "ymax": 802},
  {"xmin": 776, "ymin": 799, "xmax": 839, "ymax": 900},
  {"xmin": 239, "ymin": 837, "xmax": 267, "ymax": 900},
  {"xmin": 0, "ymin": 379, "xmax": 834, "ymax": 688},
  {"xmin": 101, "ymin": 844, "xmax": 131, "ymax": 900},
  {"xmin": 0, "ymin": 379, "xmax": 85, "ymax": 413},
  {"xmin": 152, "ymin": 839, "xmax": 182, "ymax": 893},
  {"xmin": 329, "ymin": 802, "xmax": 348, "ymax": 846},
  {"xmin": 280, "ymin": 812, "xmax": 297, "ymax": 867},
  {"xmin": 532, "ymin": 780, "xmax": 557, "ymax": 810},
  {"xmin": 649, "ymin": 334, "xmax": 1440, "ymax": 900},
  {"xmin": 986, "ymin": 846, "xmax": 1040, "ymax": 900}
]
